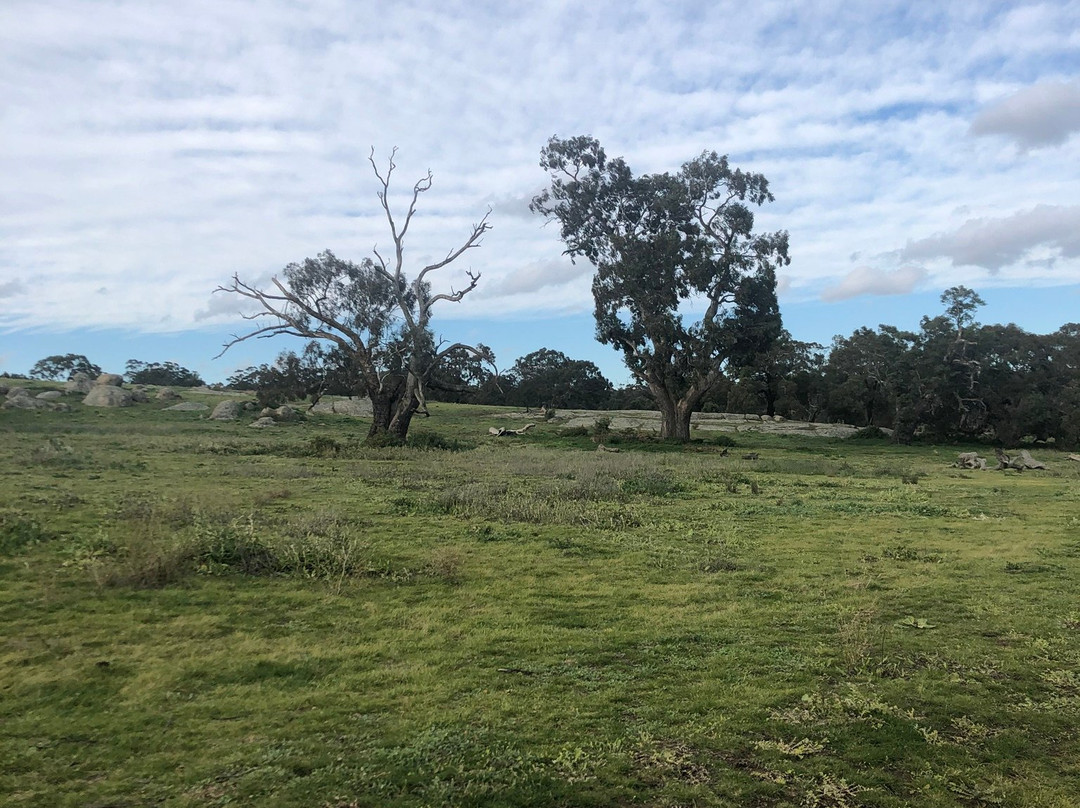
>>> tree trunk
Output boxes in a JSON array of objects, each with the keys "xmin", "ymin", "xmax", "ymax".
[
  {"xmin": 366, "ymin": 392, "xmax": 393, "ymax": 441},
  {"xmin": 388, "ymin": 396, "xmax": 420, "ymax": 441},
  {"xmin": 651, "ymin": 384, "xmax": 680, "ymax": 440},
  {"xmin": 668, "ymin": 405, "xmax": 693, "ymax": 441}
]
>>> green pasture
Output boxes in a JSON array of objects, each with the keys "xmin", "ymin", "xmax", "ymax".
[{"xmin": 2, "ymin": 387, "xmax": 1079, "ymax": 807}]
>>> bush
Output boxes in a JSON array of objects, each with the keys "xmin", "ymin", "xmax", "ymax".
[
  {"xmin": 558, "ymin": 426, "xmax": 590, "ymax": 438},
  {"xmin": 407, "ymin": 431, "xmax": 472, "ymax": 451},
  {"xmin": 852, "ymin": 426, "xmax": 889, "ymax": 440},
  {"xmin": 0, "ymin": 513, "xmax": 52, "ymax": 554},
  {"xmin": 592, "ymin": 416, "xmax": 612, "ymax": 438}
]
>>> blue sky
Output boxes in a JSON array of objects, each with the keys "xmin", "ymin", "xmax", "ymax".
[{"xmin": 2, "ymin": 1, "xmax": 1078, "ymax": 385}]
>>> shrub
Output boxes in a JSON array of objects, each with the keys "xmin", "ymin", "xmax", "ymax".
[
  {"xmin": 0, "ymin": 513, "xmax": 52, "ymax": 554},
  {"xmin": 852, "ymin": 426, "xmax": 889, "ymax": 440},
  {"xmin": 592, "ymin": 416, "xmax": 612, "ymax": 438},
  {"xmin": 558, "ymin": 426, "xmax": 590, "ymax": 438},
  {"xmin": 407, "ymin": 431, "xmax": 471, "ymax": 451}
]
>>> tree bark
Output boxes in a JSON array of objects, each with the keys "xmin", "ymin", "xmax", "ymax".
[{"xmin": 367, "ymin": 392, "xmax": 393, "ymax": 440}]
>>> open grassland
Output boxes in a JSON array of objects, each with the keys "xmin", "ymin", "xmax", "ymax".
[{"xmin": 2, "ymin": 388, "xmax": 1079, "ymax": 807}]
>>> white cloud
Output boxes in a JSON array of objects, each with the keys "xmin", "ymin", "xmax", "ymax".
[
  {"xmin": 900, "ymin": 205, "xmax": 1080, "ymax": 272},
  {"xmin": 478, "ymin": 259, "xmax": 589, "ymax": 298},
  {"xmin": 821, "ymin": 265, "xmax": 927, "ymax": 302},
  {"xmin": 0, "ymin": 0, "xmax": 1077, "ymax": 345},
  {"xmin": 970, "ymin": 81, "xmax": 1080, "ymax": 148}
]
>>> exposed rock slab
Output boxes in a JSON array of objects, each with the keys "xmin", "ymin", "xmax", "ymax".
[
  {"xmin": 165, "ymin": 402, "xmax": 210, "ymax": 412},
  {"xmin": 210, "ymin": 400, "xmax": 243, "ymax": 420},
  {"xmin": 83, "ymin": 386, "xmax": 134, "ymax": 407}
]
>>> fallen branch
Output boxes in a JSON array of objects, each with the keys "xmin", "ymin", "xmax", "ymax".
[{"xmin": 488, "ymin": 423, "xmax": 537, "ymax": 437}]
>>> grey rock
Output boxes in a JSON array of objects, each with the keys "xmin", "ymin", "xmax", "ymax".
[
  {"xmin": 250, "ymin": 416, "xmax": 277, "ymax": 428},
  {"xmin": 156, "ymin": 387, "xmax": 182, "ymax": 401},
  {"xmin": 83, "ymin": 386, "xmax": 134, "ymax": 407},
  {"xmin": 311, "ymin": 397, "xmax": 372, "ymax": 417},
  {"xmin": 3, "ymin": 393, "xmax": 50, "ymax": 410},
  {"xmin": 65, "ymin": 373, "xmax": 93, "ymax": 394},
  {"xmin": 36, "ymin": 390, "xmax": 63, "ymax": 400},
  {"xmin": 210, "ymin": 400, "xmax": 243, "ymax": 420},
  {"xmin": 95, "ymin": 373, "xmax": 124, "ymax": 387},
  {"xmin": 164, "ymin": 402, "xmax": 210, "ymax": 411}
]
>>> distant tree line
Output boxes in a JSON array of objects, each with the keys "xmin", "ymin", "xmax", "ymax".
[
  {"xmin": 226, "ymin": 287, "xmax": 1080, "ymax": 448},
  {"xmin": 26, "ymin": 354, "xmax": 205, "ymax": 388}
]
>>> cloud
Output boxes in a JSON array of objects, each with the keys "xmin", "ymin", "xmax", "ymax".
[
  {"xmin": 1, "ymin": 0, "xmax": 1078, "ymax": 345},
  {"xmin": 0, "ymin": 280, "xmax": 27, "ymax": 297},
  {"xmin": 821, "ymin": 265, "xmax": 927, "ymax": 302},
  {"xmin": 479, "ymin": 259, "xmax": 590, "ymax": 298},
  {"xmin": 970, "ymin": 81, "xmax": 1080, "ymax": 149},
  {"xmin": 900, "ymin": 205, "xmax": 1080, "ymax": 272}
]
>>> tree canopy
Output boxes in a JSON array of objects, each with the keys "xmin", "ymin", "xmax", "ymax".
[
  {"xmin": 29, "ymin": 354, "xmax": 101, "ymax": 381},
  {"xmin": 531, "ymin": 136, "xmax": 789, "ymax": 440},
  {"xmin": 216, "ymin": 150, "xmax": 491, "ymax": 442},
  {"xmin": 125, "ymin": 360, "xmax": 205, "ymax": 387}
]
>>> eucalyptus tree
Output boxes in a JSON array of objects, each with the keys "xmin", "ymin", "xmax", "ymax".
[
  {"xmin": 29, "ymin": 354, "xmax": 101, "ymax": 381},
  {"xmin": 217, "ymin": 150, "xmax": 491, "ymax": 442},
  {"xmin": 531, "ymin": 136, "xmax": 789, "ymax": 440}
]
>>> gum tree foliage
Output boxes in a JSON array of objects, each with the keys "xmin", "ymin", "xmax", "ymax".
[
  {"xmin": 505, "ymin": 348, "xmax": 613, "ymax": 410},
  {"xmin": 125, "ymin": 360, "xmax": 205, "ymax": 387},
  {"xmin": 227, "ymin": 343, "xmax": 360, "ymax": 409},
  {"xmin": 217, "ymin": 150, "xmax": 492, "ymax": 442},
  {"xmin": 29, "ymin": 354, "xmax": 101, "ymax": 381},
  {"xmin": 531, "ymin": 136, "xmax": 789, "ymax": 440}
]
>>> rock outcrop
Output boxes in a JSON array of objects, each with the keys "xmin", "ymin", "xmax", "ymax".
[
  {"xmin": 83, "ymin": 385, "xmax": 134, "ymax": 407},
  {"xmin": 210, "ymin": 400, "xmax": 243, "ymax": 420},
  {"xmin": 65, "ymin": 373, "xmax": 93, "ymax": 394}
]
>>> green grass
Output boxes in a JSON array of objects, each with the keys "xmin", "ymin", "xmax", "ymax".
[{"xmin": 2, "ymin": 387, "xmax": 1079, "ymax": 806}]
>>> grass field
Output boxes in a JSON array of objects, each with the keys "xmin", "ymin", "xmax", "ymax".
[{"xmin": 3, "ymin": 386, "xmax": 1079, "ymax": 807}]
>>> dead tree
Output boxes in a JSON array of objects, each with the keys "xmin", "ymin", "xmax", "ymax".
[
  {"xmin": 994, "ymin": 448, "xmax": 1048, "ymax": 472},
  {"xmin": 216, "ymin": 149, "xmax": 491, "ymax": 442}
]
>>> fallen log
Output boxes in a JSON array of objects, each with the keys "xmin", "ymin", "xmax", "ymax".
[{"xmin": 994, "ymin": 447, "xmax": 1048, "ymax": 471}]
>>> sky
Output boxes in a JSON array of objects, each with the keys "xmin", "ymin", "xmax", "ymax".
[{"xmin": 2, "ymin": 0, "xmax": 1079, "ymax": 386}]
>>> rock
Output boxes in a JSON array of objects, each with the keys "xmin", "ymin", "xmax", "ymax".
[
  {"xmin": 130, "ymin": 389, "xmax": 150, "ymax": 403},
  {"xmin": 956, "ymin": 451, "xmax": 987, "ymax": 470},
  {"xmin": 257, "ymin": 404, "xmax": 300, "ymax": 421},
  {"xmin": 3, "ymin": 391, "xmax": 50, "ymax": 410},
  {"xmin": 164, "ymin": 402, "xmax": 209, "ymax": 411},
  {"xmin": 65, "ymin": 373, "xmax": 93, "ymax": 394},
  {"xmin": 156, "ymin": 387, "xmax": 182, "ymax": 401},
  {"xmin": 95, "ymin": 373, "xmax": 124, "ymax": 387},
  {"xmin": 311, "ymin": 398, "xmax": 373, "ymax": 417},
  {"xmin": 6, "ymin": 387, "xmax": 30, "ymax": 400},
  {"xmin": 36, "ymin": 390, "xmax": 63, "ymax": 400},
  {"xmin": 210, "ymin": 400, "xmax": 243, "ymax": 420},
  {"xmin": 0, "ymin": 384, "xmax": 8, "ymax": 396},
  {"xmin": 83, "ymin": 386, "xmax": 134, "ymax": 407},
  {"xmin": 250, "ymin": 416, "xmax": 277, "ymax": 428}
]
